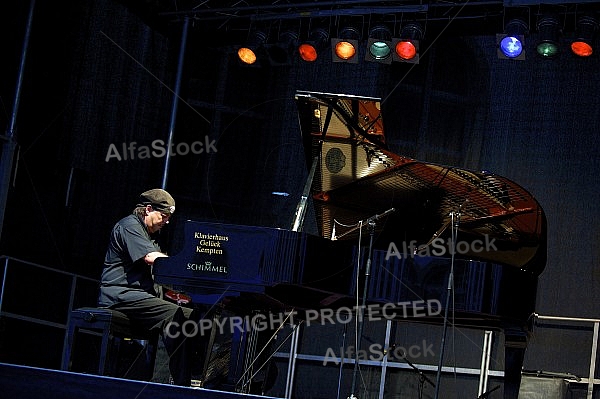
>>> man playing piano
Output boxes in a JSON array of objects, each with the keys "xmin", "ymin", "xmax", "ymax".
[{"xmin": 97, "ymin": 188, "xmax": 202, "ymax": 386}]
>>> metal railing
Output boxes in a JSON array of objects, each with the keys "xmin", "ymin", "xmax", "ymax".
[
  {"xmin": 534, "ymin": 313, "xmax": 600, "ymax": 399},
  {"xmin": 272, "ymin": 321, "xmax": 503, "ymax": 399},
  {"xmin": 0, "ymin": 255, "xmax": 99, "ymax": 366}
]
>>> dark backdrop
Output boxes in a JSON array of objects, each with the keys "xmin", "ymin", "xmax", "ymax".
[{"xmin": 1, "ymin": 0, "xmax": 599, "ymax": 397}]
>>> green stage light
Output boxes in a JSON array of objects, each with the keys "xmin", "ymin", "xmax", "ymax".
[
  {"xmin": 366, "ymin": 25, "xmax": 393, "ymax": 64},
  {"xmin": 536, "ymin": 15, "xmax": 560, "ymax": 58}
]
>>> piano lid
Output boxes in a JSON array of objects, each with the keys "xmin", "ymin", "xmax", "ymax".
[{"xmin": 295, "ymin": 90, "xmax": 547, "ymax": 275}]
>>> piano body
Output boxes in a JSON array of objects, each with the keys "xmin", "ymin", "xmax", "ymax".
[
  {"xmin": 154, "ymin": 91, "xmax": 547, "ymax": 398},
  {"xmin": 154, "ymin": 220, "xmax": 357, "ymax": 310}
]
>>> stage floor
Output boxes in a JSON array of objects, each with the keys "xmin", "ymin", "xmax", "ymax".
[{"xmin": 0, "ymin": 362, "xmax": 282, "ymax": 399}]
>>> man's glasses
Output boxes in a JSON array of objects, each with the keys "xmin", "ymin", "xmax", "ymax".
[{"xmin": 149, "ymin": 205, "xmax": 171, "ymax": 219}]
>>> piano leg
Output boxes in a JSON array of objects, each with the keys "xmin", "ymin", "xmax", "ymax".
[
  {"xmin": 198, "ymin": 308, "xmax": 222, "ymax": 385},
  {"xmin": 503, "ymin": 332, "xmax": 528, "ymax": 399}
]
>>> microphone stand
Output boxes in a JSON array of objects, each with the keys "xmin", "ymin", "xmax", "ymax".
[
  {"xmin": 347, "ymin": 208, "xmax": 395, "ymax": 399},
  {"xmin": 391, "ymin": 346, "xmax": 436, "ymax": 399},
  {"xmin": 476, "ymin": 385, "xmax": 500, "ymax": 398},
  {"xmin": 409, "ymin": 357, "xmax": 436, "ymax": 399},
  {"xmin": 433, "ymin": 209, "xmax": 461, "ymax": 399}
]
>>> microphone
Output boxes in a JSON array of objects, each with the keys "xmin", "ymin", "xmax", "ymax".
[
  {"xmin": 383, "ymin": 343, "xmax": 406, "ymax": 357},
  {"xmin": 367, "ymin": 207, "xmax": 395, "ymax": 223},
  {"xmin": 383, "ymin": 343, "xmax": 396, "ymax": 355},
  {"xmin": 332, "ymin": 208, "xmax": 396, "ymax": 240}
]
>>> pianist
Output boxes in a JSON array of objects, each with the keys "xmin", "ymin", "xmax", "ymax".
[{"xmin": 97, "ymin": 188, "xmax": 202, "ymax": 386}]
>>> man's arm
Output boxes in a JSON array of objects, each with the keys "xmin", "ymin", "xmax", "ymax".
[{"xmin": 144, "ymin": 251, "xmax": 168, "ymax": 265}]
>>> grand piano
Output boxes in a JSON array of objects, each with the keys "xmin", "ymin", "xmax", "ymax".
[{"xmin": 154, "ymin": 91, "xmax": 547, "ymax": 398}]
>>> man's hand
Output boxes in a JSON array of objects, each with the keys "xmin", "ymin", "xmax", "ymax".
[{"xmin": 144, "ymin": 251, "xmax": 167, "ymax": 265}]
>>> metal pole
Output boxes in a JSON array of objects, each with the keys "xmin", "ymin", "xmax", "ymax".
[
  {"xmin": 291, "ymin": 155, "xmax": 319, "ymax": 231},
  {"xmin": 378, "ymin": 320, "xmax": 393, "ymax": 399},
  {"xmin": 478, "ymin": 330, "xmax": 493, "ymax": 397},
  {"xmin": 61, "ymin": 274, "xmax": 78, "ymax": 368},
  {"xmin": 0, "ymin": 258, "xmax": 9, "ymax": 314},
  {"xmin": 348, "ymin": 221, "xmax": 376, "ymax": 399},
  {"xmin": 337, "ymin": 320, "xmax": 349, "ymax": 399},
  {"xmin": 434, "ymin": 210, "xmax": 460, "ymax": 399},
  {"xmin": 161, "ymin": 16, "xmax": 189, "ymax": 189},
  {"xmin": 588, "ymin": 322, "xmax": 598, "ymax": 399},
  {"xmin": 285, "ymin": 324, "xmax": 300, "ymax": 399},
  {"xmin": 0, "ymin": 0, "xmax": 36, "ymax": 242}
]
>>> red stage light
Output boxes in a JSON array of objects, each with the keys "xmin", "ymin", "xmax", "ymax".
[
  {"xmin": 299, "ymin": 43, "xmax": 318, "ymax": 62},
  {"xmin": 395, "ymin": 40, "xmax": 417, "ymax": 60},
  {"xmin": 571, "ymin": 41, "xmax": 593, "ymax": 57}
]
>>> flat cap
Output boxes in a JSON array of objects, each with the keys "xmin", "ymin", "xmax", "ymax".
[{"xmin": 138, "ymin": 189, "xmax": 175, "ymax": 214}]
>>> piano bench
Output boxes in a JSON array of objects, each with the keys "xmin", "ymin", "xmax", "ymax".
[{"xmin": 61, "ymin": 307, "xmax": 159, "ymax": 381}]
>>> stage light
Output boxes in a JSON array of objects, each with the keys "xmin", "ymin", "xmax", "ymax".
[
  {"xmin": 497, "ymin": 18, "xmax": 528, "ymax": 60},
  {"xmin": 237, "ymin": 30, "xmax": 267, "ymax": 65},
  {"xmin": 266, "ymin": 30, "xmax": 298, "ymax": 66},
  {"xmin": 365, "ymin": 25, "xmax": 393, "ymax": 64},
  {"xmin": 331, "ymin": 26, "xmax": 361, "ymax": 63},
  {"xmin": 571, "ymin": 15, "xmax": 598, "ymax": 57},
  {"xmin": 392, "ymin": 22, "xmax": 423, "ymax": 63},
  {"xmin": 298, "ymin": 28, "xmax": 329, "ymax": 62},
  {"xmin": 536, "ymin": 15, "xmax": 560, "ymax": 58}
]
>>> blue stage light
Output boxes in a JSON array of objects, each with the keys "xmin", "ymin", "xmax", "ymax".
[
  {"xmin": 500, "ymin": 36, "xmax": 524, "ymax": 58},
  {"xmin": 497, "ymin": 18, "xmax": 528, "ymax": 60}
]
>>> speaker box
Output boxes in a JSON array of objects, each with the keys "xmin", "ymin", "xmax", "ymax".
[{"xmin": 519, "ymin": 375, "xmax": 568, "ymax": 399}]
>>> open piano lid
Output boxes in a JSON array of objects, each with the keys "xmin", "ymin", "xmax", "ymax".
[{"xmin": 295, "ymin": 90, "xmax": 547, "ymax": 275}]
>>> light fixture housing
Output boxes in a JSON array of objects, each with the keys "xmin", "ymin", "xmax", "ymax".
[
  {"xmin": 331, "ymin": 26, "xmax": 361, "ymax": 63},
  {"xmin": 365, "ymin": 25, "xmax": 393, "ymax": 64},
  {"xmin": 536, "ymin": 15, "xmax": 560, "ymax": 58},
  {"xmin": 497, "ymin": 18, "xmax": 528, "ymax": 60},
  {"xmin": 237, "ymin": 30, "xmax": 268, "ymax": 65},
  {"xmin": 266, "ymin": 30, "xmax": 299, "ymax": 66},
  {"xmin": 392, "ymin": 22, "xmax": 423, "ymax": 64},
  {"xmin": 571, "ymin": 14, "xmax": 598, "ymax": 57},
  {"xmin": 298, "ymin": 28, "xmax": 329, "ymax": 62}
]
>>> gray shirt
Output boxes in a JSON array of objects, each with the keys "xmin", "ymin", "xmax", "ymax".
[{"xmin": 97, "ymin": 214, "xmax": 161, "ymax": 307}]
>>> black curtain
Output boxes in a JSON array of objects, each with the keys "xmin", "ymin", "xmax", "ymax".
[{"xmin": 1, "ymin": 0, "xmax": 176, "ymax": 272}]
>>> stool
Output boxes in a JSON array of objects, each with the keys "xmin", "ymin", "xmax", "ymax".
[{"xmin": 61, "ymin": 307, "xmax": 159, "ymax": 380}]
